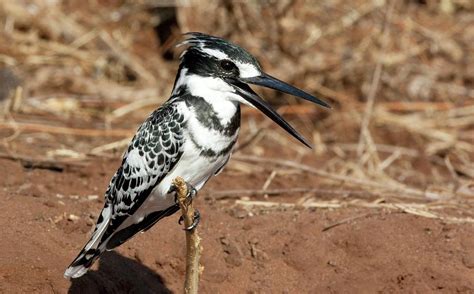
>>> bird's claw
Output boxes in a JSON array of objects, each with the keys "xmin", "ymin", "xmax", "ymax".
[
  {"xmin": 170, "ymin": 181, "xmax": 198, "ymax": 203},
  {"xmin": 184, "ymin": 182, "xmax": 197, "ymax": 205},
  {"xmin": 171, "ymin": 181, "xmax": 199, "ymax": 230},
  {"xmin": 182, "ymin": 209, "xmax": 200, "ymax": 231}
]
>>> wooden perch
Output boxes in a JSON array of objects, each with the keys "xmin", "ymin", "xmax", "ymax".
[{"xmin": 173, "ymin": 177, "xmax": 202, "ymax": 294}]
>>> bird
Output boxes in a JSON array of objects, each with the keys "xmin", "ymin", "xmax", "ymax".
[{"xmin": 64, "ymin": 32, "xmax": 330, "ymax": 279}]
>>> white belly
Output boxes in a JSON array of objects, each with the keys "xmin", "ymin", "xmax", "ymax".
[{"xmin": 134, "ymin": 134, "xmax": 233, "ymax": 218}]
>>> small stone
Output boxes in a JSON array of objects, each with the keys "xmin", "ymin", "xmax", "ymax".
[
  {"xmin": 53, "ymin": 214, "xmax": 64, "ymax": 224},
  {"xmin": 250, "ymin": 243, "xmax": 257, "ymax": 258},
  {"xmin": 249, "ymin": 241, "xmax": 268, "ymax": 261},
  {"xmin": 219, "ymin": 237, "xmax": 229, "ymax": 246},
  {"xmin": 242, "ymin": 224, "xmax": 252, "ymax": 230},
  {"xmin": 67, "ymin": 214, "xmax": 80, "ymax": 222},
  {"xmin": 30, "ymin": 184, "xmax": 47, "ymax": 197},
  {"xmin": 17, "ymin": 183, "xmax": 32, "ymax": 193},
  {"xmin": 230, "ymin": 207, "xmax": 248, "ymax": 219},
  {"xmin": 445, "ymin": 231, "xmax": 455, "ymax": 239},
  {"xmin": 220, "ymin": 237, "xmax": 243, "ymax": 267},
  {"xmin": 87, "ymin": 195, "xmax": 99, "ymax": 201},
  {"xmin": 43, "ymin": 200, "xmax": 56, "ymax": 208},
  {"xmin": 462, "ymin": 253, "xmax": 474, "ymax": 269},
  {"xmin": 249, "ymin": 238, "xmax": 259, "ymax": 245}
]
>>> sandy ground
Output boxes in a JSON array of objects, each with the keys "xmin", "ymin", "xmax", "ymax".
[
  {"xmin": 0, "ymin": 1, "xmax": 473, "ymax": 293},
  {"xmin": 1, "ymin": 154, "xmax": 474, "ymax": 293}
]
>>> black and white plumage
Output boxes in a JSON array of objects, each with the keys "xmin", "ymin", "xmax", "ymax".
[{"xmin": 64, "ymin": 33, "xmax": 329, "ymax": 279}]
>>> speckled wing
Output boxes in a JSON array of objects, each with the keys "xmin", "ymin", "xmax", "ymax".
[
  {"xmin": 64, "ymin": 100, "xmax": 187, "ymax": 278},
  {"xmin": 98, "ymin": 100, "xmax": 186, "ymax": 246}
]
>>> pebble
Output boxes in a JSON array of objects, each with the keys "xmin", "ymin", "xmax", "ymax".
[
  {"xmin": 220, "ymin": 237, "xmax": 243, "ymax": 267},
  {"xmin": 462, "ymin": 253, "xmax": 474, "ymax": 269},
  {"xmin": 67, "ymin": 214, "xmax": 80, "ymax": 222},
  {"xmin": 87, "ymin": 195, "xmax": 99, "ymax": 201},
  {"xmin": 230, "ymin": 207, "xmax": 248, "ymax": 219},
  {"xmin": 86, "ymin": 218, "xmax": 94, "ymax": 226},
  {"xmin": 43, "ymin": 200, "xmax": 56, "ymax": 208}
]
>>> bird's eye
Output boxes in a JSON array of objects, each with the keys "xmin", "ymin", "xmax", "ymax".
[{"xmin": 220, "ymin": 60, "xmax": 236, "ymax": 72}]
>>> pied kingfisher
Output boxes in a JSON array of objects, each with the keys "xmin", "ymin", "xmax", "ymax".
[{"xmin": 64, "ymin": 32, "xmax": 330, "ymax": 279}]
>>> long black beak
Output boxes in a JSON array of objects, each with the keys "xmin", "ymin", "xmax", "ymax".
[
  {"xmin": 229, "ymin": 74, "xmax": 330, "ymax": 148},
  {"xmin": 228, "ymin": 74, "xmax": 330, "ymax": 148},
  {"xmin": 242, "ymin": 73, "xmax": 331, "ymax": 109}
]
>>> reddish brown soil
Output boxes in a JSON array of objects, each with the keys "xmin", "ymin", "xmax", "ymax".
[
  {"xmin": 1, "ymin": 0, "xmax": 473, "ymax": 292},
  {"xmin": 1, "ymin": 153, "xmax": 474, "ymax": 293}
]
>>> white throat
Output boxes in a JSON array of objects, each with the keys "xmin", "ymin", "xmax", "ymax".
[{"xmin": 176, "ymin": 72, "xmax": 247, "ymax": 124}]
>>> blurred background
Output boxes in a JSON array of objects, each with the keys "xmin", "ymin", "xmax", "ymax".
[{"xmin": 0, "ymin": 0, "xmax": 473, "ymax": 292}]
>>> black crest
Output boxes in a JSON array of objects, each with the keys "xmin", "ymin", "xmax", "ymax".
[{"xmin": 177, "ymin": 32, "xmax": 261, "ymax": 71}]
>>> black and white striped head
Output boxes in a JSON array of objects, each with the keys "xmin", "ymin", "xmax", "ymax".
[
  {"xmin": 175, "ymin": 32, "xmax": 330, "ymax": 148},
  {"xmin": 177, "ymin": 32, "xmax": 262, "ymax": 79}
]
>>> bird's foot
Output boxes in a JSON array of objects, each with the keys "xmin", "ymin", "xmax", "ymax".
[
  {"xmin": 183, "ymin": 182, "xmax": 198, "ymax": 206},
  {"xmin": 169, "ymin": 181, "xmax": 198, "ymax": 204},
  {"xmin": 170, "ymin": 180, "xmax": 199, "ymax": 230},
  {"xmin": 178, "ymin": 209, "xmax": 201, "ymax": 231}
]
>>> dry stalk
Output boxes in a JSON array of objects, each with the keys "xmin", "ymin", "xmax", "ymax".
[
  {"xmin": 235, "ymin": 199, "xmax": 474, "ymax": 224},
  {"xmin": 322, "ymin": 212, "xmax": 382, "ymax": 232},
  {"xmin": 90, "ymin": 138, "xmax": 132, "ymax": 155},
  {"xmin": 0, "ymin": 151, "xmax": 87, "ymax": 171},
  {"xmin": 172, "ymin": 177, "xmax": 202, "ymax": 294},
  {"xmin": 208, "ymin": 187, "xmax": 379, "ymax": 200},
  {"xmin": 357, "ymin": 0, "xmax": 396, "ymax": 167},
  {"xmin": 233, "ymin": 154, "xmax": 451, "ymax": 200},
  {"xmin": 0, "ymin": 122, "xmax": 133, "ymax": 137}
]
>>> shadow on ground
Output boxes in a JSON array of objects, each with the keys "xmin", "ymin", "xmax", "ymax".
[{"xmin": 68, "ymin": 251, "xmax": 172, "ymax": 294}]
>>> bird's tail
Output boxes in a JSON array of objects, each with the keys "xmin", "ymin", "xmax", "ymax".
[{"xmin": 64, "ymin": 205, "xmax": 112, "ymax": 279}]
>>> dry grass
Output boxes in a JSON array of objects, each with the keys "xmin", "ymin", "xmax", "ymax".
[{"xmin": 0, "ymin": 0, "xmax": 473, "ymax": 222}]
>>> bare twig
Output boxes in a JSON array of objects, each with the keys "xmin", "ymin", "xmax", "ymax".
[
  {"xmin": 90, "ymin": 138, "xmax": 131, "ymax": 155},
  {"xmin": 357, "ymin": 0, "xmax": 397, "ymax": 169},
  {"xmin": 207, "ymin": 187, "xmax": 375, "ymax": 200},
  {"xmin": 322, "ymin": 212, "xmax": 382, "ymax": 232},
  {"xmin": 0, "ymin": 152, "xmax": 88, "ymax": 171},
  {"xmin": 233, "ymin": 155, "xmax": 451, "ymax": 200},
  {"xmin": 0, "ymin": 122, "xmax": 133, "ymax": 137},
  {"xmin": 173, "ymin": 177, "xmax": 202, "ymax": 294},
  {"xmin": 235, "ymin": 199, "xmax": 474, "ymax": 224},
  {"xmin": 233, "ymin": 128, "xmax": 265, "ymax": 153},
  {"xmin": 261, "ymin": 170, "xmax": 278, "ymax": 198}
]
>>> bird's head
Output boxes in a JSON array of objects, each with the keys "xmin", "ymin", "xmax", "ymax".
[{"xmin": 175, "ymin": 32, "xmax": 330, "ymax": 148}]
